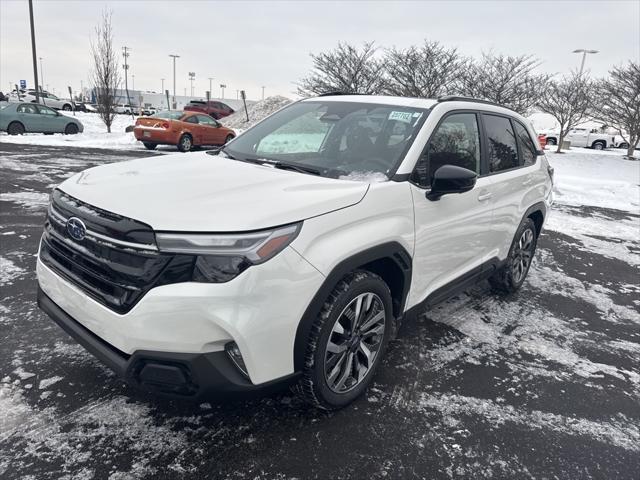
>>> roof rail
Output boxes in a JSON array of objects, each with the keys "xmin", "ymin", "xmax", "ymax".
[
  {"xmin": 437, "ymin": 95, "xmax": 505, "ymax": 108},
  {"xmin": 316, "ymin": 91, "xmax": 366, "ymax": 97}
]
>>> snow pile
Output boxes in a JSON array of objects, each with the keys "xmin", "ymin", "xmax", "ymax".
[
  {"xmin": 220, "ymin": 95, "xmax": 292, "ymax": 130},
  {"xmin": 0, "ymin": 112, "xmax": 141, "ymax": 150},
  {"xmin": 339, "ymin": 171, "xmax": 388, "ymax": 183},
  {"xmin": 546, "ymin": 150, "xmax": 640, "ymax": 213}
]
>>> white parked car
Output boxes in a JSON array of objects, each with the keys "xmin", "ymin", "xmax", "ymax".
[
  {"xmin": 8, "ymin": 89, "xmax": 74, "ymax": 111},
  {"xmin": 114, "ymin": 103, "xmax": 136, "ymax": 114},
  {"xmin": 545, "ymin": 128, "xmax": 615, "ymax": 150},
  {"xmin": 36, "ymin": 95, "xmax": 553, "ymax": 409}
]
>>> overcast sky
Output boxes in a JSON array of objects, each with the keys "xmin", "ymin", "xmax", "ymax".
[{"xmin": 1, "ymin": 0, "xmax": 638, "ymax": 101}]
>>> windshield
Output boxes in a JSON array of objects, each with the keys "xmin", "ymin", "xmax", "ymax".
[
  {"xmin": 223, "ymin": 100, "xmax": 429, "ymax": 180},
  {"xmin": 153, "ymin": 111, "xmax": 185, "ymax": 120}
]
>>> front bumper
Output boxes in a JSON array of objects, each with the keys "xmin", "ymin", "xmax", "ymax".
[{"xmin": 37, "ymin": 287, "xmax": 298, "ymax": 398}]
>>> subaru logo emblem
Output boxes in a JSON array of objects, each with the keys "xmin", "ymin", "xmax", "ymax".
[{"xmin": 66, "ymin": 217, "xmax": 86, "ymax": 241}]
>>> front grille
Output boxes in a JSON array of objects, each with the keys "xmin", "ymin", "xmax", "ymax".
[{"xmin": 40, "ymin": 189, "xmax": 193, "ymax": 314}]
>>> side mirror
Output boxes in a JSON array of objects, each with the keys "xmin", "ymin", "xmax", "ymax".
[{"xmin": 426, "ymin": 165, "xmax": 477, "ymax": 201}]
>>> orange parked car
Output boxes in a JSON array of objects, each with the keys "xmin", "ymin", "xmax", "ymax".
[{"xmin": 133, "ymin": 111, "xmax": 236, "ymax": 152}]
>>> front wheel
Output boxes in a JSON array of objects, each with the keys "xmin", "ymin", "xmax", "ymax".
[
  {"xmin": 224, "ymin": 134, "xmax": 234, "ymax": 144},
  {"xmin": 62, "ymin": 104, "xmax": 72, "ymax": 111},
  {"xmin": 546, "ymin": 137, "xmax": 557, "ymax": 146},
  {"xmin": 489, "ymin": 218, "xmax": 537, "ymax": 294},
  {"xmin": 177, "ymin": 134, "xmax": 193, "ymax": 152},
  {"xmin": 295, "ymin": 271, "xmax": 392, "ymax": 410},
  {"xmin": 143, "ymin": 142, "xmax": 157, "ymax": 150},
  {"xmin": 592, "ymin": 141, "xmax": 605, "ymax": 150}
]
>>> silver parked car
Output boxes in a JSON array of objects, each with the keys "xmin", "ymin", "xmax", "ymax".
[{"xmin": 0, "ymin": 103, "xmax": 84, "ymax": 135}]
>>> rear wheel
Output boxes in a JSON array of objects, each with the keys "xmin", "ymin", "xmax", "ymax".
[
  {"xmin": 7, "ymin": 122, "xmax": 25, "ymax": 135},
  {"xmin": 177, "ymin": 134, "xmax": 193, "ymax": 152},
  {"xmin": 592, "ymin": 141, "xmax": 605, "ymax": 150},
  {"xmin": 224, "ymin": 134, "xmax": 234, "ymax": 144},
  {"xmin": 64, "ymin": 123, "xmax": 79, "ymax": 135},
  {"xmin": 143, "ymin": 142, "xmax": 157, "ymax": 150},
  {"xmin": 545, "ymin": 137, "xmax": 557, "ymax": 146},
  {"xmin": 295, "ymin": 271, "xmax": 392, "ymax": 410},
  {"xmin": 489, "ymin": 218, "xmax": 537, "ymax": 294}
]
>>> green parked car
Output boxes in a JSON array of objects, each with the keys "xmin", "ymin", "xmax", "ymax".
[{"xmin": 0, "ymin": 102, "xmax": 84, "ymax": 135}]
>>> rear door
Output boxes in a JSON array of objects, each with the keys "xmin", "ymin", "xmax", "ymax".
[
  {"xmin": 16, "ymin": 103, "xmax": 41, "ymax": 131},
  {"xmin": 480, "ymin": 113, "xmax": 543, "ymax": 261},
  {"xmin": 409, "ymin": 111, "xmax": 497, "ymax": 305}
]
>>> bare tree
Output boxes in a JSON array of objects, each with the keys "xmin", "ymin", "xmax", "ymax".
[
  {"xmin": 458, "ymin": 53, "xmax": 550, "ymax": 115},
  {"xmin": 592, "ymin": 61, "xmax": 640, "ymax": 159},
  {"xmin": 91, "ymin": 10, "xmax": 120, "ymax": 133},
  {"xmin": 383, "ymin": 41, "xmax": 465, "ymax": 98},
  {"xmin": 297, "ymin": 42, "xmax": 386, "ymax": 96},
  {"xmin": 537, "ymin": 71, "xmax": 594, "ymax": 153}
]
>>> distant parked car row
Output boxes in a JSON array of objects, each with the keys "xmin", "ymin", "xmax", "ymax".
[
  {"xmin": 8, "ymin": 89, "xmax": 75, "ymax": 111},
  {"xmin": 0, "ymin": 102, "xmax": 83, "ymax": 135}
]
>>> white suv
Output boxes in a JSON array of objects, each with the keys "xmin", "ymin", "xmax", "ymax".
[{"xmin": 36, "ymin": 95, "xmax": 553, "ymax": 409}]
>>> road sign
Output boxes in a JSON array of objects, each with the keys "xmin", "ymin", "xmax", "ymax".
[{"xmin": 19, "ymin": 80, "xmax": 27, "ymax": 89}]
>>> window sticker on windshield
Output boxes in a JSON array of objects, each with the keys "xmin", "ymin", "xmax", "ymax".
[{"xmin": 389, "ymin": 111, "xmax": 413, "ymax": 123}]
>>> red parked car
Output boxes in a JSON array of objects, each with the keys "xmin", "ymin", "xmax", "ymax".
[{"xmin": 184, "ymin": 100, "xmax": 234, "ymax": 119}]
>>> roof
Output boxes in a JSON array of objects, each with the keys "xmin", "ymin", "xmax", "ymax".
[{"xmin": 301, "ymin": 94, "xmax": 438, "ymax": 109}]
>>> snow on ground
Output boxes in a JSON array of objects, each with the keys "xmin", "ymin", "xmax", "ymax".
[
  {"xmin": 545, "ymin": 148, "xmax": 640, "ymax": 213},
  {"xmin": 0, "ymin": 112, "xmax": 144, "ymax": 150}
]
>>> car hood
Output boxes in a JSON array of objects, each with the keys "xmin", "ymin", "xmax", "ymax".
[{"xmin": 58, "ymin": 152, "xmax": 369, "ymax": 231}]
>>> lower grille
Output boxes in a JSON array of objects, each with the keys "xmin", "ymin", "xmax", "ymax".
[{"xmin": 40, "ymin": 190, "xmax": 193, "ymax": 314}]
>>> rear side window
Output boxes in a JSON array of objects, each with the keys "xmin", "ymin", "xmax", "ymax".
[
  {"xmin": 184, "ymin": 116, "xmax": 199, "ymax": 124},
  {"xmin": 411, "ymin": 112, "xmax": 481, "ymax": 187},
  {"xmin": 17, "ymin": 104, "xmax": 38, "ymax": 114},
  {"xmin": 514, "ymin": 121, "xmax": 537, "ymax": 166},
  {"xmin": 484, "ymin": 114, "xmax": 518, "ymax": 173}
]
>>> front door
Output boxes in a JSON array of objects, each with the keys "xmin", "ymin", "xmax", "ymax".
[
  {"xmin": 408, "ymin": 112, "xmax": 497, "ymax": 307},
  {"xmin": 36, "ymin": 105, "xmax": 61, "ymax": 132},
  {"xmin": 196, "ymin": 115, "xmax": 221, "ymax": 145}
]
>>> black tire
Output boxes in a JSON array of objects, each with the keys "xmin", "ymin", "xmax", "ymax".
[
  {"xmin": 64, "ymin": 123, "xmax": 79, "ymax": 135},
  {"xmin": 143, "ymin": 142, "xmax": 157, "ymax": 150},
  {"xmin": 489, "ymin": 218, "xmax": 537, "ymax": 294},
  {"xmin": 618, "ymin": 142, "xmax": 629, "ymax": 149},
  {"xmin": 62, "ymin": 104, "xmax": 72, "ymax": 111},
  {"xmin": 295, "ymin": 271, "xmax": 393, "ymax": 410},
  {"xmin": 224, "ymin": 134, "xmax": 234, "ymax": 144},
  {"xmin": 592, "ymin": 141, "xmax": 605, "ymax": 150},
  {"xmin": 7, "ymin": 122, "xmax": 25, "ymax": 135},
  {"xmin": 545, "ymin": 137, "xmax": 557, "ymax": 146},
  {"xmin": 177, "ymin": 134, "xmax": 193, "ymax": 152}
]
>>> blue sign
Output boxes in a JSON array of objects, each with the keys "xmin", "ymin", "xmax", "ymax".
[{"xmin": 19, "ymin": 80, "xmax": 26, "ymax": 89}]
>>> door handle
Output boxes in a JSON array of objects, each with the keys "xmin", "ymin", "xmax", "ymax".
[{"xmin": 478, "ymin": 192, "xmax": 492, "ymax": 201}]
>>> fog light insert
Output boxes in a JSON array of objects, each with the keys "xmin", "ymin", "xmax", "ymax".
[{"xmin": 225, "ymin": 342, "xmax": 249, "ymax": 379}]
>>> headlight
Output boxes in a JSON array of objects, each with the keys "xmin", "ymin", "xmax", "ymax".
[{"xmin": 155, "ymin": 223, "xmax": 301, "ymax": 283}]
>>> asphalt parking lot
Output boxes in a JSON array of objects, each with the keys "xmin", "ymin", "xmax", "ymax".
[{"xmin": 1, "ymin": 142, "xmax": 639, "ymax": 479}]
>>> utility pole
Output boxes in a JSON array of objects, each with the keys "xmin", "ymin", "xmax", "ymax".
[
  {"xmin": 236, "ymin": 89, "xmax": 239, "ymax": 100},
  {"xmin": 220, "ymin": 84, "xmax": 226, "ymax": 99},
  {"xmin": 28, "ymin": 0, "xmax": 40, "ymax": 103},
  {"xmin": 261, "ymin": 86, "xmax": 265, "ymax": 100},
  {"xmin": 208, "ymin": 77, "xmax": 214, "ymax": 98},
  {"xmin": 169, "ymin": 54, "xmax": 179, "ymax": 108},
  {"xmin": 161, "ymin": 78, "xmax": 165, "ymax": 93},
  {"xmin": 132, "ymin": 74, "xmax": 135, "ymax": 91},
  {"xmin": 188, "ymin": 72, "xmax": 195, "ymax": 97},
  {"xmin": 573, "ymin": 49, "xmax": 598, "ymax": 76},
  {"xmin": 80, "ymin": 79, "xmax": 83, "ymax": 101}
]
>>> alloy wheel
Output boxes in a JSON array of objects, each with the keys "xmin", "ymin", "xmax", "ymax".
[
  {"xmin": 324, "ymin": 292, "xmax": 386, "ymax": 394},
  {"xmin": 181, "ymin": 136, "xmax": 192, "ymax": 151},
  {"xmin": 511, "ymin": 228, "xmax": 534, "ymax": 283}
]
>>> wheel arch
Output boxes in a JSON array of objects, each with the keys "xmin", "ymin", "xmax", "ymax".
[
  {"xmin": 293, "ymin": 242, "xmax": 412, "ymax": 372},
  {"xmin": 592, "ymin": 139, "xmax": 606, "ymax": 148},
  {"xmin": 7, "ymin": 120, "xmax": 25, "ymax": 133},
  {"xmin": 524, "ymin": 201, "xmax": 546, "ymax": 237}
]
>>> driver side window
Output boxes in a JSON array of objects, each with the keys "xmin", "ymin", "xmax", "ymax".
[{"xmin": 411, "ymin": 112, "xmax": 481, "ymax": 187}]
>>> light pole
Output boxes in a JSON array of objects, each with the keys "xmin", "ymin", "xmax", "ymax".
[
  {"xmin": 122, "ymin": 46, "xmax": 133, "ymax": 109},
  {"xmin": 161, "ymin": 78, "xmax": 165, "ymax": 93},
  {"xmin": 169, "ymin": 54, "xmax": 180, "ymax": 108},
  {"xmin": 39, "ymin": 57, "xmax": 44, "ymax": 89},
  {"xmin": 572, "ymin": 49, "xmax": 598, "ymax": 76},
  {"xmin": 208, "ymin": 77, "xmax": 213, "ymax": 97},
  {"xmin": 261, "ymin": 86, "xmax": 265, "ymax": 100},
  {"xmin": 28, "ymin": 0, "xmax": 41, "ymax": 103},
  {"xmin": 236, "ymin": 89, "xmax": 239, "ymax": 100},
  {"xmin": 188, "ymin": 72, "xmax": 195, "ymax": 97},
  {"xmin": 220, "ymin": 84, "xmax": 226, "ymax": 99}
]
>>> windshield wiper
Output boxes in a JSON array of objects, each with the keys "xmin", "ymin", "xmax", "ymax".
[{"xmin": 268, "ymin": 161, "xmax": 321, "ymax": 176}]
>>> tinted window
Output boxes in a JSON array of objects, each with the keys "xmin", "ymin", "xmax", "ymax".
[
  {"xmin": 153, "ymin": 111, "xmax": 184, "ymax": 120},
  {"xmin": 411, "ymin": 113, "xmax": 481, "ymax": 187},
  {"xmin": 484, "ymin": 115, "xmax": 518, "ymax": 173},
  {"xmin": 184, "ymin": 115, "xmax": 198, "ymax": 124},
  {"xmin": 197, "ymin": 115, "xmax": 216, "ymax": 126},
  {"xmin": 17, "ymin": 104, "xmax": 38, "ymax": 114},
  {"xmin": 514, "ymin": 121, "xmax": 537, "ymax": 166},
  {"xmin": 37, "ymin": 105, "xmax": 57, "ymax": 116}
]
